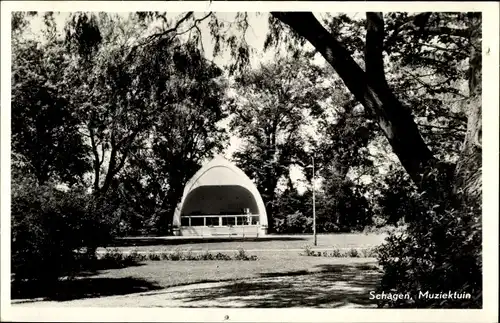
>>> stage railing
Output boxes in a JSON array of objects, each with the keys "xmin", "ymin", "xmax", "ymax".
[{"xmin": 180, "ymin": 214, "xmax": 260, "ymax": 228}]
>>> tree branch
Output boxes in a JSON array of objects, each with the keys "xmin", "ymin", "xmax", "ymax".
[
  {"xmin": 424, "ymin": 26, "xmax": 471, "ymax": 38},
  {"xmin": 365, "ymin": 12, "xmax": 388, "ymax": 88},
  {"xmin": 416, "ymin": 122, "xmax": 466, "ymax": 132},
  {"xmin": 404, "ymin": 71, "xmax": 468, "ymax": 97},
  {"xmin": 171, "ymin": 12, "xmax": 212, "ymax": 39},
  {"xmin": 112, "ymin": 125, "xmax": 145, "ymax": 178},
  {"xmin": 385, "ymin": 12, "xmax": 470, "ymax": 51},
  {"xmin": 421, "ymin": 43, "xmax": 465, "ymax": 54},
  {"xmin": 272, "ymin": 12, "xmax": 436, "ymax": 188},
  {"xmin": 147, "ymin": 12, "xmax": 194, "ymax": 40},
  {"xmin": 123, "ymin": 12, "xmax": 195, "ymax": 62},
  {"xmin": 99, "ymin": 142, "xmax": 106, "ymax": 167}
]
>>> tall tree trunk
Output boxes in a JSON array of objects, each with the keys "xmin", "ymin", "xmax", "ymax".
[
  {"xmin": 453, "ymin": 13, "xmax": 482, "ymax": 207},
  {"xmin": 448, "ymin": 14, "xmax": 482, "ymax": 305},
  {"xmin": 273, "ymin": 12, "xmax": 436, "ymax": 189},
  {"xmin": 158, "ymin": 176, "xmax": 185, "ymax": 236},
  {"xmin": 89, "ymin": 127, "xmax": 101, "ymax": 192},
  {"xmin": 158, "ymin": 194, "xmax": 176, "ymax": 235},
  {"xmin": 265, "ymin": 188, "xmax": 277, "ymax": 234}
]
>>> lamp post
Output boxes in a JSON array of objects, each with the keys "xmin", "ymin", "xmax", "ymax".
[{"xmin": 312, "ymin": 155, "xmax": 317, "ymax": 246}]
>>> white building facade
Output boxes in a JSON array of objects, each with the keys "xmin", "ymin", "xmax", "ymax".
[{"xmin": 172, "ymin": 155, "xmax": 268, "ymax": 237}]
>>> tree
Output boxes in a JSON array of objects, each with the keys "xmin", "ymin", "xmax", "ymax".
[
  {"xmin": 229, "ymin": 56, "xmax": 329, "ymax": 232},
  {"xmin": 312, "ymin": 104, "xmax": 378, "ymax": 179},
  {"xmin": 360, "ymin": 13, "xmax": 482, "ymax": 307},
  {"xmin": 63, "ymin": 13, "xmax": 229, "ymax": 213},
  {"xmin": 12, "ymin": 12, "xmax": 231, "ymax": 238},
  {"xmin": 269, "ymin": 12, "xmax": 436, "ymax": 189},
  {"xmin": 11, "ymin": 14, "xmax": 91, "ymax": 186},
  {"xmin": 453, "ymin": 13, "xmax": 481, "ymax": 206},
  {"xmin": 118, "ymin": 43, "xmax": 229, "ymax": 235},
  {"xmin": 63, "ymin": 13, "xmax": 163, "ymax": 197},
  {"xmin": 135, "ymin": 11, "xmax": 479, "ymax": 196}
]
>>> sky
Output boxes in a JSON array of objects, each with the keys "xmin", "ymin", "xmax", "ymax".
[{"xmin": 24, "ymin": 11, "xmax": 367, "ymax": 194}]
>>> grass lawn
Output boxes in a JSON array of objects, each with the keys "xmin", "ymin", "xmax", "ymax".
[
  {"xmin": 13, "ymin": 234, "xmax": 386, "ymax": 307},
  {"xmin": 101, "ymin": 233, "xmax": 388, "ymax": 253},
  {"xmin": 93, "ymin": 253, "xmax": 379, "ymax": 288},
  {"xmin": 13, "ymin": 252, "xmax": 382, "ymax": 308}
]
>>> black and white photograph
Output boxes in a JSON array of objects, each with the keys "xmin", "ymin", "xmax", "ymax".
[{"xmin": 1, "ymin": 1, "xmax": 498, "ymax": 322}]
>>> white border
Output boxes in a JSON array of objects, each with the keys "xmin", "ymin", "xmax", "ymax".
[{"xmin": 1, "ymin": 2, "xmax": 498, "ymax": 322}]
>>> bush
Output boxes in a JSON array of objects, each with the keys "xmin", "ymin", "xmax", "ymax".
[
  {"xmin": 119, "ymin": 250, "xmax": 146, "ymax": 263},
  {"xmin": 234, "ymin": 247, "xmax": 257, "ymax": 261},
  {"xmin": 214, "ymin": 252, "xmax": 232, "ymax": 261},
  {"xmin": 97, "ymin": 248, "xmax": 258, "ymax": 262},
  {"xmin": 11, "ymin": 181, "xmax": 118, "ymax": 283},
  {"xmin": 360, "ymin": 248, "xmax": 377, "ymax": 258},
  {"xmin": 330, "ymin": 248, "xmax": 343, "ymax": 257},
  {"xmin": 181, "ymin": 249, "xmax": 194, "ymax": 261},
  {"xmin": 148, "ymin": 253, "xmax": 161, "ymax": 261},
  {"xmin": 100, "ymin": 248, "xmax": 124, "ymax": 262},
  {"xmin": 198, "ymin": 251, "xmax": 214, "ymax": 260},
  {"xmin": 169, "ymin": 248, "xmax": 183, "ymax": 261},
  {"xmin": 274, "ymin": 211, "xmax": 313, "ymax": 234},
  {"xmin": 300, "ymin": 245, "xmax": 374, "ymax": 258},
  {"xmin": 346, "ymin": 248, "xmax": 360, "ymax": 258},
  {"xmin": 376, "ymin": 170, "xmax": 482, "ymax": 308},
  {"xmin": 301, "ymin": 245, "xmax": 314, "ymax": 256},
  {"xmin": 273, "ymin": 181, "xmax": 374, "ymax": 234}
]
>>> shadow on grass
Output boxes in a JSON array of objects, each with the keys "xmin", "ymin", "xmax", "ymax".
[
  {"xmin": 84, "ymin": 257, "xmax": 145, "ymax": 271},
  {"xmin": 12, "ymin": 277, "xmax": 162, "ymax": 301},
  {"xmin": 73, "ymin": 261, "xmax": 146, "ymax": 279},
  {"xmin": 46, "ymin": 256, "xmax": 147, "ymax": 279},
  {"xmin": 172, "ymin": 263, "xmax": 382, "ymax": 308},
  {"xmin": 108, "ymin": 236, "xmax": 307, "ymax": 247},
  {"xmin": 12, "ymin": 257, "xmax": 148, "ymax": 301},
  {"xmin": 260, "ymin": 270, "xmax": 309, "ymax": 278}
]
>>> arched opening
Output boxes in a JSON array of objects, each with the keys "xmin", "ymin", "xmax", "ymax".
[{"xmin": 179, "ymin": 185, "xmax": 261, "ymax": 229}]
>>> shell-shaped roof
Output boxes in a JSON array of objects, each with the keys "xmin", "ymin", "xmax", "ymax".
[
  {"xmin": 182, "ymin": 154, "xmax": 257, "ymax": 194},
  {"xmin": 173, "ymin": 154, "xmax": 268, "ymax": 226}
]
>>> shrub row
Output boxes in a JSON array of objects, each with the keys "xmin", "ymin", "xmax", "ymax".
[
  {"xmin": 99, "ymin": 247, "xmax": 258, "ymax": 262},
  {"xmin": 300, "ymin": 245, "xmax": 377, "ymax": 258}
]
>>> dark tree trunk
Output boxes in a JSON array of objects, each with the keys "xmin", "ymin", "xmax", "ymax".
[
  {"xmin": 273, "ymin": 12, "xmax": 436, "ymax": 189},
  {"xmin": 158, "ymin": 196, "xmax": 177, "ymax": 235},
  {"xmin": 89, "ymin": 127, "xmax": 101, "ymax": 192},
  {"xmin": 157, "ymin": 209, "xmax": 172, "ymax": 236},
  {"xmin": 158, "ymin": 178, "xmax": 185, "ymax": 235}
]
